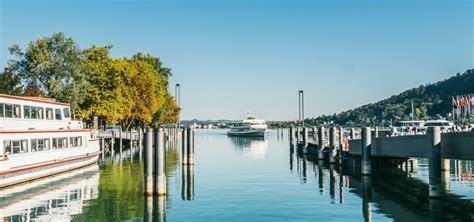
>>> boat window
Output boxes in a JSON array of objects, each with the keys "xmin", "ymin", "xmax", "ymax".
[
  {"xmin": 55, "ymin": 108, "xmax": 62, "ymax": 120},
  {"xmin": 24, "ymin": 105, "xmax": 31, "ymax": 118},
  {"xmin": 4, "ymin": 104, "xmax": 12, "ymax": 117},
  {"xmin": 63, "ymin": 108, "xmax": 70, "ymax": 118},
  {"xmin": 70, "ymin": 136, "xmax": 82, "ymax": 148},
  {"xmin": 46, "ymin": 108, "xmax": 54, "ymax": 120},
  {"xmin": 14, "ymin": 104, "xmax": 21, "ymax": 118},
  {"xmin": 4, "ymin": 140, "xmax": 28, "ymax": 154},
  {"xmin": 31, "ymin": 138, "xmax": 50, "ymax": 152},
  {"xmin": 0, "ymin": 103, "xmax": 3, "ymax": 117},
  {"xmin": 23, "ymin": 106, "xmax": 44, "ymax": 119},
  {"xmin": 52, "ymin": 137, "xmax": 68, "ymax": 149}
]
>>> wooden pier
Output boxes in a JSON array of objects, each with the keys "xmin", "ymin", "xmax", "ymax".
[{"xmin": 291, "ymin": 126, "xmax": 474, "ymax": 198}]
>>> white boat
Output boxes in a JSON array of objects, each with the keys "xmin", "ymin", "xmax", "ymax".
[
  {"xmin": 0, "ymin": 94, "xmax": 100, "ymax": 188},
  {"xmin": 424, "ymin": 119, "xmax": 454, "ymax": 130},
  {"xmin": 227, "ymin": 115, "xmax": 268, "ymax": 137}
]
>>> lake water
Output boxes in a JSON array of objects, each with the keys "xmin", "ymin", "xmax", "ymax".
[{"xmin": 1, "ymin": 129, "xmax": 473, "ymax": 221}]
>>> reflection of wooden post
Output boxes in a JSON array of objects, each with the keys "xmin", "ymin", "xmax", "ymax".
[
  {"xmin": 144, "ymin": 196, "xmax": 153, "ymax": 222},
  {"xmin": 155, "ymin": 128, "xmax": 166, "ymax": 196},
  {"xmin": 144, "ymin": 128, "xmax": 154, "ymax": 196},
  {"xmin": 362, "ymin": 175, "xmax": 372, "ymax": 222},
  {"xmin": 289, "ymin": 126, "xmax": 295, "ymax": 144}
]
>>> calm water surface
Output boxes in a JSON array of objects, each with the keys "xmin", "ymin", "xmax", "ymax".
[{"xmin": 1, "ymin": 129, "xmax": 473, "ymax": 221}]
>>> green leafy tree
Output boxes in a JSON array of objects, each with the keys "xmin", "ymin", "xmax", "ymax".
[
  {"xmin": 81, "ymin": 46, "xmax": 129, "ymax": 125},
  {"xmin": 152, "ymin": 93, "xmax": 181, "ymax": 127},
  {"xmin": 0, "ymin": 69, "xmax": 22, "ymax": 95},
  {"xmin": 8, "ymin": 32, "xmax": 88, "ymax": 113}
]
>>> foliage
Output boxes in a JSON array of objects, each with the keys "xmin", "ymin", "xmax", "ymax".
[
  {"xmin": 151, "ymin": 93, "xmax": 181, "ymax": 127},
  {"xmin": 4, "ymin": 33, "xmax": 178, "ymax": 129},
  {"xmin": 305, "ymin": 69, "xmax": 474, "ymax": 127},
  {"xmin": 80, "ymin": 46, "xmax": 130, "ymax": 125},
  {"xmin": 118, "ymin": 59, "xmax": 166, "ymax": 131},
  {"xmin": 0, "ymin": 69, "xmax": 22, "ymax": 95},
  {"xmin": 7, "ymin": 32, "xmax": 88, "ymax": 113}
]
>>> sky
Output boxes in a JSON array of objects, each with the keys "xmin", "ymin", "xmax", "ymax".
[{"xmin": 0, "ymin": 0, "xmax": 473, "ymax": 120}]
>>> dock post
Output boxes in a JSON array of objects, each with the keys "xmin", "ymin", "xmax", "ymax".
[
  {"xmin": 111, "ymin": 131, "xmax": 115, "ymax": 155},
  {"xmin": 119, "ymin": 127, "xmax": 123, "ymax": 153},
  {"xmin": 302, "ymin": 127, "xmax": 308, "ymax": 153},
  {"xmin": 182, "ymin": 127, "xmax": 188, "ymax": 165},
  {"xmin": 289, "ymin": 126, "xmax": 295, "ymax": 144},
  {"xmin": 374, "ymin": 126, "xmax": 379, "ymax": 138},
  {"xmin": 441, "ymin": 159, "xmax": 450, "ymax": 171},
  {"xmin": 329, "ymin": 127, "xmax": 337, "ymax": 163},
  {"xmin": 318, "ymin": 126, "xmax": 325, "ymax": 160},
  {"xmin": 295, "ymin": 127, "xmax": 300, "ymax": 143},
  {"xmin": 155, "ymin": 128, "xmax": 166, "ymax": 196},
  {"xmin": 144, "ymin": 128, "xmax": 154, "ymax": 196},
  {"xmin": 312, "ymin": 127, "xmax": 317, "ymax": 138},
  {"xmin": 350, "ymin": 128, "xmax": 356, "ymax": 140},
  {"xmin": 187, "ymin": 127, "xmax": 195, "ymax": 165},
  {"xmin": 428, "ymin": 126, "xmax": 442, "ymax": 198},
  {"xmin": 338, "ymin": 127, "xmax": 344, "ymax": 160},
  {"xmin": 361, "ymin": 127, "xmax": 372, "ymax": 175}
]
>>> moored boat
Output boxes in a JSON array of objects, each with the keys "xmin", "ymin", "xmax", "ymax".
[
  {"xmin": 227, "ymin": 115, "xmax": 268, "ymax": 137},
  {"xmin": 0, "ymin": 94, "xmax": 100, "ymax": 188}
]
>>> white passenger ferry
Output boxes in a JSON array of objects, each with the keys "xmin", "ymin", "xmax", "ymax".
[
  {"xmin": 0, "ymin": 94, "xmax": 100, "ymax": 188},
  {"xmin": 227, "ymin": 115, "xmax": 268, "ymax": 137}
]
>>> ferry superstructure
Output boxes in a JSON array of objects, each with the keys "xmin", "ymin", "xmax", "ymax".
[
  {"xmin": 227, "ymin": 116, "xmax": 268, "ymax": 137},
  {"xmin": 0, "ymin": 94, "xmax": 100, "ymax": 188}
]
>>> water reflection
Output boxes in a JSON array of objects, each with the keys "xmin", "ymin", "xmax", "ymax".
[
  {"xmin": 299, "ymin": 157, "xmax": 474, "ymax": 221},
  {"xmin": 0, "ymin": 164, "xmax": 99, "ymax": 221},
  {"xmin": 229, "ymin": 137, "xmax": 268, "ymax": 160},
  {"xmin": 181, "ymin": 165, "xmax": 195, "ymax": 201}
]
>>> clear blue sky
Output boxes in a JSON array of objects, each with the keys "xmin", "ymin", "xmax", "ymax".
[{"xmin": 1, "ymin": 0, "xmax": 473, "ymax": 120}]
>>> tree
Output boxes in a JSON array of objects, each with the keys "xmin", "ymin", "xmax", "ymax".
[
  {"xmin": 8, "ymin": 32, "xmax": 88, "ymax": 113},
  {"xmin": 152, "ymin": 93, "xmax": 181, "ymax": 127},
  {"xmin": 131, "ymin": 53, "xmax": 172, "ymax": 85},
  {"xmin": 119, "ymin": 59, "xmax": 166, "ymax": 131},
  {"xmin": 0, "ymin": 68, "xmax": 22, "ymax": 95},
  {"xmin": 80, "ymin": 46, "xmax": 129, "ymax": 125}
]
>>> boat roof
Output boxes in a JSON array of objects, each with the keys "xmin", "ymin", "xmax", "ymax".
[
  {"xmin": 0, "ymin": 94, "xmax": 69, "ymax": 107},
  {"xmin": 425, "ymin": 120, "xmax": 452, "ymax": 123},
  {"xmin": 399, "ymin": 120, "xmax": 424, "ymax": 123}
]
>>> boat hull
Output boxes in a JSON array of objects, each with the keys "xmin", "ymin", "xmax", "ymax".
[
  {"xmin": 227, "ymin": 129, "xmax": 266, "ymax": 137},
  {"xmin": 0, "ymin": 151, "xmax": 100, "ymax": 189}
]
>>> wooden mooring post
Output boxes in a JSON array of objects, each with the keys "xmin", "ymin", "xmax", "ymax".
[
  {"xmin": 318, "ymin": 126, "xmax": 325, "ymax": 160},
  {"xmin": 144, "ymin": 128, "xmax": 154, "ymax": 196},
  {"xmin": 428, "ymin": 126, "xmax": 441, "ymax": 198},
  {"xmin": 182, "ymin": 127, "xmax": 188, "ymax": 165},
  {"xmin": 155, "ymin": 128, "xmax": 166, "ymax": 196},
  {"xmin": 329, "ymin": 126, "xmax": 337, "ymax": 163},
  {"xmin": 187, "ymin": 127, "xmax": 195, "ymax": 165},
  {"xmin": 361, "ymin": 127, "xmax": 372, "ymax": 175}
]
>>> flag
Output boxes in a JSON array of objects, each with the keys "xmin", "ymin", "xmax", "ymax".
[{"xmin": 470, "ymin": 94, "xmax": 474, "ymax": 115}]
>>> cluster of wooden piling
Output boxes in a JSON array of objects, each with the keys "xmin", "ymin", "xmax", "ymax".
[
  {"xmin": 290, "ymin": 125, "xmax": 346, "ymax": 164},
  {"xmin": 291, "ymin": 125, "xmax": 454, "ymax": 198},
  {"xmin": 144, "ymin": 128, "xmax": 166, "ymax": 196}
]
